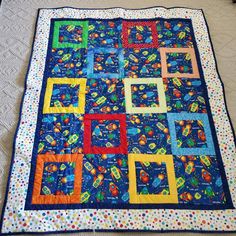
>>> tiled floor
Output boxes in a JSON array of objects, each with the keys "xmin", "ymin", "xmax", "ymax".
[{"xmin": 0, "ymin": 0, "xmax": 235, "ymax": 235}]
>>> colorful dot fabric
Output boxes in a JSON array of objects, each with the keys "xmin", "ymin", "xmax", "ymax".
[{"xmin": 1, "ymin": 7, "xmax": 236, "ymax": 235}]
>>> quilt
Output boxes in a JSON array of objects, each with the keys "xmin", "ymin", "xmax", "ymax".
[{"xmin": 0, "ymin": 6, "xmax": 236, "ymax": 234}]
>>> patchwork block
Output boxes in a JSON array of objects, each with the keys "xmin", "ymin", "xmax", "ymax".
[
  {"xmin": 124, "ymin": 78, "xmax": 167, "ymax": 113},
  {"xmin": 122, "ymin": 21, "xmax": 159, "ymax": 48},
  {"xmin": 84, "ymin": 114, "xmax": 128, "ymax": 154},
  {"xmin": 43, "ymin": 78, "xmax": 86, "ymax": 114},
  {"xmin": 85, "ymin": 78, "xmax": 125, "ymax": 114},
  {"xmin": 124, "ymin": 48, "xmax": 161, "ymax": 78},
  {"xmin": 32, "ymin": 154, "xmax": 83, "ymax": 204},
  {"xmin": 88, "ymin": 20, "xmax": 122, "ymax": 48},
  {"xmin": 157, "ymin": 19, "xmax": 194, "ymax": 48},
  {"xmin": 173, "ymin": 155, "xmax": 226, "ymax": 205},
  {"xmin": 160, "ymin": 47, "xmax": 200, "ymax": 78},
  {"xmin": 87, "ymin": 48, "xmax": 124, "ymax": 78},
  {"xmin": 81, "ymin": 154, "xmax": 129, "ymax": 204},
  {"xmin": 128, "ymin": 154, "xmax": 178, "ymax": 204},
  {"xmin": 48, "ymin": 48, "xmax": 87, "ymax": 78},
  {"xmin": 167, "ymin": 113, "xmax": 215, "ymax": 155},
  {"xmin": 164, "ymin": 77, "xmax": 207, "ymax": 113},
  {"xmin": 38, "ymin": 114, "xmax": 84, "ymax": 154},
  {"xmin": 126, "ymin": 114, "xmax": 171, "ymax": 154},
  {"xmin": 52, "ymin": 20, "xmax": 88, "ymax": 49}
]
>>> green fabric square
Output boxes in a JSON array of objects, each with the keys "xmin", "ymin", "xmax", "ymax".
[{"xmin": 52, "ymin": 20, "xmax": 88, "ymax": 49}]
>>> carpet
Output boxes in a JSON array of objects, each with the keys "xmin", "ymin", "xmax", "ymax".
[{"xmin": 0, "ymin": 6, "xmax": 236, "ymax": 235}]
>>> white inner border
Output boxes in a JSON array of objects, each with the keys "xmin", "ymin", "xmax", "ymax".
[{"xmin": 1, "ymin": 7, "xmax": 236, "ymax": 233}]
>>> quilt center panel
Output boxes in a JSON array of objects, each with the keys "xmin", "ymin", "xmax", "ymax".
[{"xmin": 25, "ymin": 18, "xmax": 233, "ymax": 210}]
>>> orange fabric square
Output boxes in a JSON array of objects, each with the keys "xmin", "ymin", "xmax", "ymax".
[{"xmin": 32, "ymin": 154, "xmax": 83, "ymax": 204}]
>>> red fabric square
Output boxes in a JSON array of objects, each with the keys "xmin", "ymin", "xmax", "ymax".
[
  {"xmin": 84, "ymin": 114, "xmax": 128, "ymax": 154},
  {"xmin": 122, "ymin": 21, "xmax": 158, "ymax": 48}
]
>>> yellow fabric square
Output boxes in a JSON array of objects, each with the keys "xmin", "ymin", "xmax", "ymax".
[
  {"xmin": 128, "ymin": 154, "xmax": 178, "ymax": 204},
  {"xmin": 43, "ymin": 78, "xmax": 86, "ymax": 114},
  {"xmin": 124, "ymin": 78, "xmax": 167, "ymax": 114}
]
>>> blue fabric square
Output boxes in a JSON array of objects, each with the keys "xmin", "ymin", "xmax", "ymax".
[
  {"xmin": 124, "ymin": 48, "xmax": 161, "ymax": 78},
  {"xmin": 41, "ymin": 162, "xmax": 75, "ymax": 195},
  {"xmin": 173, "ymin": 155, "xmax": 226, "ymax": 205},
  {"xmin": 38, "ymin": 114, "xmax": 84, "ymax": 154},
  {"xmin": 59, "ymin": 24, "xmax": 83, "ymax": 45},
  {"xmin": 88, "ymin": 20, "xmax": 122, "ymax": 48},
  {"xmin": 87, "ymin": 48, "xmax": 124, "ymax": 78},
  {"xmin": 166, "ymin": 52, "xmax": 193, "ymax": 74},
  {"xmin": 50, "ymin": 84, "xmax": 79, "ymax": 107},
  {"xmin": 48, "ymin": 48, "xmax": 87, "ymax": 78},
  {"xmin": 135, "ymin": 161, "xmax": 169, "ymax": 195},
  {"xmin": 85, "ymin": 78, "xmax": 125, "ymax": 114},
  {"xmin": 164, "ymin": 78, "xmax": 207, "ymax": 113},
  {"xmin": 157, "ymin": 19, "xmax": 193, "ymax": 47},
  {"xmin": 131, "ymin": 83, "xmax": 159, "ymax": 108},
  {"xmin": 126, "ymin": 114, "xmax": 171, "ymax": 154},
  {"xmin": 81, "ymin": 154, "xmax": 129, "ymax": 204},
  {"xmin": 167, "ymin": 113, "xmax": 215, "ymax": 155},
  {"xmin": 91, "ymin": 119, "xmax": 121, "ymax": 147}
]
